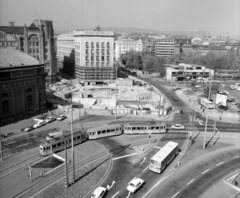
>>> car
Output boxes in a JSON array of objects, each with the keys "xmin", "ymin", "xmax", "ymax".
[
  {"xmin": 173, "ymin": 87, "xmax": 181, "ymax": 90},
  {"xmin": 33, "ymin": 121, "xmax": 45, "ymax": 128},
  {"xmin": 127, "ymin": 177, "xmax": 145, "ymax": 193},
  {"xmin": 217, "ymin": 105, "xmax": 228, "ymax": 111},
  {"xmin": 90, "ymin": 187, "xmax": 107, "ymax": 198},
  {"xmin": 229, "ymin": 85, "xmax": 236, "ymax": 90},
  {"xmin": 227, "ymin": 97, "xmax": 234, "ymax": 102},
  {"xmin": 171, "ymin": 124, "xmax": 185, "ymax": 130},
  {"xmin": 1, "ymin": 132, "xmax": 15, "ymax": 138},
  {"xmin": 56, "ymin": 114, "xmax": 67, "ymax": 121},
  {"xmin": 25, "ymin": 125, "xmax": 34, "ymax": 132},
  {"xmin": 173, "ymin": 97, "xmax": 178, "ymax": 101},
  {"xmin": 45, "ymin": 116, "xmax": 56, "ymax": 123}
]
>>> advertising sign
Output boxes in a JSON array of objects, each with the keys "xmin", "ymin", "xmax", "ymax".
[{"xmin": 216, "ymin": 94, "xmax": 227, "ymax": 106}]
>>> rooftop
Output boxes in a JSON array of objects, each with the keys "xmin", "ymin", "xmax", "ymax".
[
  {"xmin": 0, "ymin": 48, "xmax": 40, "ymax": 68},
  {"xmin": 0, "ymin": 26, "xmax": 24, "ymax": 34}
]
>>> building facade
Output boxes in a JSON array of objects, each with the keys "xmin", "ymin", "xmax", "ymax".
[
  {"xmin": 155, "ymin": 39, "xmax": 175, "ymax": 57},
  {"xmin": 57, "ymin": 30, "xmax": 116, "ymax": 85},
  {"xmin": 0, "ymin": 21, "xmax": 57, "ymax": 81},
  {"xmin": 0, "ymin": 48, "xmax": 47, "ymax": 123},
  {"xmin": 115, "ymin": 38, "xmax": 143, "ymax": 60},
  {"xmin": 165, "ymin": 63, "xmax": 214, "ymax": 81}
]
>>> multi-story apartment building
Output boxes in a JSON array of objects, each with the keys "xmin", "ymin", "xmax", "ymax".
[
  {"xmin": 57, "ymin": 30, "xmax": 116, "ymax": 85},
  {"xmin": 0, "ymin": 21, "xmax": 57, "ymax": 81},
  {"xmin": 115, "ymin": 38, "xmax": 143, "ymax": 60},
  {"xmin": 165, "ymin": 63, "xmax": 214, "ymax": 81},
  {"xmin": 155, "ymin": 39, "xmax": 175, "ymax": 57}
]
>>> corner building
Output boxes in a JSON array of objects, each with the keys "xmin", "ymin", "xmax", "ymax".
[{"xmin": 57, "ymin": 30, "xmax": 116, "ymax": 85}]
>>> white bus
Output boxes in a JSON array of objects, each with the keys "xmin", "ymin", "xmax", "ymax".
[
  {"xmin": 46, "ymin": 131, "xmax": 64, "ymax": 140},
  {"xmin": 200, "ymin": 98, "xmax": 215, "ymax": 109},
  {"xmin": 149, "ymin": 141, "xmax": 179, "ymax": 173}
]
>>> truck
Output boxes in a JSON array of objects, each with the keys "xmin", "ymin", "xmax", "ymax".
[{"xmin": 200, "ymin": 98, "xmax": 215, "ymax": 109}]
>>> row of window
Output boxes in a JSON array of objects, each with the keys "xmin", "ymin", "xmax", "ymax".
[
  {"xmin": 0, "ymin": 41, "xmax": 17, "ymax": 46},
  {"xmin": 89, "ymin": 128, "xmax": 121, "ymax": 135},
  {"xmin": 29, "ymin": 41, "xmax": 39, "ymax": 46},
  {"xmin": 29, "ymin": 48, "xmax": 39, "ymax": 53},
  {"xmin": 86, "ymin": 42, "xmax": 110, "ymax": 49},
  {"xmin": 86, "ymin": 56, "xmax": 110, "ymax": 61},
  {"xmin": 125, "ymin": 126, "xmax": 165, "ymax": 130},
  {"xmin": 86, "ymin": 49, "xmax": 110, "ymax": 55},
  {"xmin": 85, "ymin": 62, "xmax": 110, "ymax": 67}
]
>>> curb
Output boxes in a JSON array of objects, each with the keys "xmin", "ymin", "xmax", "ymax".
[{"xmin": 84, "ymin": 156, "xmax": 113, "ymax": 198}]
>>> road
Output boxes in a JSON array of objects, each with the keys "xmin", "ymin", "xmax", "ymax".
[{"xmin": 97, "ymin": 132, "xmax": 189, "ymax": 198}]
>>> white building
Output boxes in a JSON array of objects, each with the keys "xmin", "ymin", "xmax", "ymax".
[
  {"xmin": 155, "ymin": 39, "xmax": 175, "ymax": 57},
  {"xmin": 57, "ymin": 30, "xmax": 116, "ymax": 85},
  {"xmin": 165, "ymin": 63, "xmax": 214, "ymax": 81},
  {"xmin": 115, "ymin": 38, "xmax": 143, "ymax": 60}
]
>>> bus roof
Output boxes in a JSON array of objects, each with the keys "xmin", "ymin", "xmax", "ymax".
[{"xmin": 151, "ymin": 141, "xmax": 178, "ymax": 163}]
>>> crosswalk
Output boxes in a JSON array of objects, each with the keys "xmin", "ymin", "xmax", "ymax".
[{"xmin": 173, "ymin": 106, "xmax": 194, "ymax": 113}]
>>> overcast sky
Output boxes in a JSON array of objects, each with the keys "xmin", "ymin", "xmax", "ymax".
[{"xmin": 0, "ymin": 0, "xmax": 239, "ymax": 37}]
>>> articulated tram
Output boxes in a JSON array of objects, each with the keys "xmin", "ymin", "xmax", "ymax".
[{"xmin": 39, "ymin": 122, "xmax": 167, "ymax": 156}]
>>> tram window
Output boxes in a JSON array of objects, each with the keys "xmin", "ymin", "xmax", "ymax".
[
  {"xmin": 156, "ymin": 126, "xmax": 159, "ymax": 129},
  {"xmin": 73, "ymin": 138, "xmax": 76, "ymax": 141},
  {"xmin": 77, "ymin": 136, "xmax": 80, "ymax": 139},
  {"xmin": 151, "ymin": 127, "xmax": 155, "ymax": 129},
  {"xmin": 107, "ymin": 129, "xmax": 110, "ymax": 133},
  {"xmin": 132, "ymin": 127, "xmax": 136, "ymax": 130},
  {"xmin": 137, "ymin": 127, "xmax": 140, "ymax": 130},
  {"xmin": 102, "ymin": 130, "xmax": 106, "ymax": 134},
  {"xmin": 98, "ymin": 131, "xmax": 102, "ymax": 134},
  {"xmin": 52, "ymin": 144, "xmax": 56, "ymax": 148},
  {"xmin": 111, "ymin": 129, "xmax": 115, "ymax": 132},
  {"xmin": 57, "ymin": 143, "xmax": 61, "ymax": 146}
]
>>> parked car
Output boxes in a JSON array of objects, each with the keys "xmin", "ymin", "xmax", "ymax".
[
  {"xmin": 33, "ymin": 121, "xmax": 45, "ymax": 128},
  {"xmin": 173, "ymin": 87, "xmax": 181, "ymax": 90},
  {"xmin": 56, "ymin": 114, "xmax": 67, "ymax": 121},
  {"xmin": 45, "ymin": 116, "xmax": 56, "ymax": 123},
  {"xmin": 229, "ymin": 85, "xmax": 236, "ymax": 90},
  {"xmin": 90, "ymin": 187, "xmax": 107, "ymax": 198},
  {"xmin": 1, "ymin": 132, "xmax": 15, "ymax": 138},
  {"xmin": 171, "ymin": 124, "xmax": 185, "ymax": 130},
  {"xmin": 25, "ymin": 125, "xmax": 34, "ymax": 132},
  {"xmin": 217, "ymin": 105, "xmax": 228, "ymax": 111},
  {"xmin": 173, "ymin": 97, "xmax": 178, "ymax": 101},
  {"xmin": 227, "ymin": 97, "xmax": 234, "ymax": 102},
  {"xmin": 127, "ymin": 177, "xmax": 145, "ymax": 193}
]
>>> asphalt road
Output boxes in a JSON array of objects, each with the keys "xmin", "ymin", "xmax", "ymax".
[{"xmin": 97, "ymin": 132, "xmax": 189, "ymax": 198}]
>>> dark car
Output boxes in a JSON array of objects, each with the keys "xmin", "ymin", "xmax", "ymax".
[
  {"xmin": 173, "ymin": 97, "xmax": 178, "ymax": 101},
  {"xmin": 217, "ymin": 105, "xmax": 228, "ymax": 111}
]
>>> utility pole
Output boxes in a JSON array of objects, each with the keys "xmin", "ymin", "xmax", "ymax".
[
  {"xmin": 191, "ymin": 110, "xmax": 196, "ymax": 132},
  {"xmin": 70, "ymin": 94, "xmax": 75, "ymax": 183},
  {"xmin": 203, "ymin": 80, "xmax": 212, "ymax": 149},
  {"xmin": 115, "ymin": 66, "xmax": 117, "ymax": 120},
  {"xmin": 79, "ymin": 92, "xmax": 81, "ymax": 120},
  {"xmin": 64, "ymin": 140, "xmax": 69, "ymax": 188},
  {"xmin": 158, "ymin": 94, "xmax": 162, "ymax": 117},
  {"xmin": 0, "ymin": 123, "xmax": 3, "ymax": 161}
]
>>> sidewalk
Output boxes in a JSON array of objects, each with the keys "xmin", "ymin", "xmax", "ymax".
[{"xmin": 175, "ymin": 89, "xmax": 240, "ymax": 123}]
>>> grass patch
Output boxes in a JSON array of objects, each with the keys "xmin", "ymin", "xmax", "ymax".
[{"xmin": 33, "ymin": 157, "xmax": 111, "ymax": 198}]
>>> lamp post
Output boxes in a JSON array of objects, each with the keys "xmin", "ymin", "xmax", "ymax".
[
  {"xmin": 203, "ymin": 80, "xmax": 212, "ymax": 149},
  {"xmin": 70, "ymin": 94, "xmax": 75, "ymax": 183},
  {"xmin": 191, "ymin": 110, "xmax": 196, "ymax": 133},
  {"xmin": 0, "ymin": 123, "xmax": 3, "ymax": 161},
  {"xmin": 158, "ymin": 93, "xmax": 162, "ymax": 117},
  {"xmin": 115, "ymin": 66, "xmax": 118, "ymax": 120}
]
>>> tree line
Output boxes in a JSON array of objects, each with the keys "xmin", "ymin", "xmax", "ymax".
[{"xmin": 118, "ymin": 50, "xmax": 240, "ymax": 75}]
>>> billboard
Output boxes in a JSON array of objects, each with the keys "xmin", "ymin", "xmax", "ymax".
[{"xmin": 216, "ymin": 94, "xmax": 227, "ymax": 106}]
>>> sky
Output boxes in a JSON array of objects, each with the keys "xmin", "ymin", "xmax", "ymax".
[{"xmin": 0, "ymin": 0, "xmax": 239, "ymax": 37}]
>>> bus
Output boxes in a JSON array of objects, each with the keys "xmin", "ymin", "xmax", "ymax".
[
  {"xmin": 46, "ymin": 131, "xmax": 64, "ymax": 140},
  {"xmin": 149, "ymin": 141, "xmax": 179, "ymax": 173}
]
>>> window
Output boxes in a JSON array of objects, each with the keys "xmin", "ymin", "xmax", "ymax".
[
  {"xmin": 101, "ymin": 49, "xmax": 105, "ymax": 54},
  {"xmin": 86, "ymin": 42, "xmax": 89, "ymax": 48},
  {"xmin": 33, "ymin": 42, "xmax": 35, "ymax": 46},
  {"xmin": 2, "ymin": 100, "xmax": 9, "ymax": 114},
  {"xmin": 86, "ymin": 62, "xmax": 89, "ymax": 66},
  {"xmin": 86, "ymin": 49, "xmax": 88, "ymax": 55},
  {"xmin": 96, "ymin": 49, "xmax": 99, "ymax": 55},
  {"xmin": 107, "ymin": 42, "xmax": 110, "ymax": 48},
  {"xmin": 86, "ymin": 56, "xmax": 89, "ymax": 61},
  {"xmin": 102, "ymin": 56, "xmax": 104, "ymax": 61},
  {"xmin": 96, "ymin": 62, "xmax": 99, "ymax": 67},
  {"xmin": 101, "ymin": 42, "xmax": 104, "ymax": 48},
  {"xmin": 96, "ymin": 56, "xmax": 99, "ymax": 61},
  {"xmin": 91, "ymin": 56, "xmax": 94, "ymax": 61},
  {"xmin": 107, "ymin": 56, "xmax": 110, "ymax": 61},
  {"xmin": 107, "ymin": 49, "xmax": 110, "ymax": 55},
  {"xmin": 27, "ymin": 95, "xmax": 33, "ymax": 108},
  {"xmin": 91, "ymin": 42, "xmax": 94, "ymax": 48},
  {"xmin": 29, "ymin": 42, "xmax": 31, "ymax": 46},
  {"xmin": 96, "ymin": 42, "xmax": 99, "ymax": 48},
  {"xmin": 36, "ymin": 42, "xmax": 39, "ymax": 46}
]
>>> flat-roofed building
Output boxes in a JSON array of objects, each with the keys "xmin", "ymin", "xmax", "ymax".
[
  {"xmin": 155, "ymin": 39, "xmax": 175, "ymax": 57},
  {"xmin": 165, "ymin": 63, "xmax": 214, "ymax": 81},
  {"xmin": 56, "ymin": 29, "xmax": 116, "ymax": 85},
  {"xmin": 0, "ymin": 48, "xmax": 47, "ymax": 124}
]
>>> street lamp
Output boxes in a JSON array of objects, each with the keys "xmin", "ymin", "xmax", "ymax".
[
  {"xmin": 115, "ymin": 66, "xmax": 118, "ymax": 120},
  {"xmin": 158, "ymin": 93, "xmax": 162, "ymax": 117},
  {"xmin": 203, "ymin": 80, "xmax": 212, "ymax": 149}
]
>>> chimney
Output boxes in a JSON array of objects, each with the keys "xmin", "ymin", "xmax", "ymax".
[{"xmin": 9, "ymin": 21, "xmax": 15, "ymax": 26}]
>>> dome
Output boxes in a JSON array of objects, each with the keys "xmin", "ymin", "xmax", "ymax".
[
  {"xmin": 191, "ymin": 37, "xmax": 202, "ymax": 44},
  {"xmin": 0, "ymin": 48, "xmax": 40, "ymax": 68}
]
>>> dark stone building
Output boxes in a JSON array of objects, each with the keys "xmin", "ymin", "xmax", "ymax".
[{"xmin": 0, "ymin": 48, "xmax": 47, "ymax": 124}]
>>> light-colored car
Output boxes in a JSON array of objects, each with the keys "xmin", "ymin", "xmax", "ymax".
[
  {"xmin": 45, "ymin": 116, "xmax": 56, "ymax": 123},
  {"xmin": 56, "ymin": 114, "xmax": 67, "ymax": 121},
  {"xmin": 171, "ymin": 124, "xmax": 185, "ymax": 130},
  {"xmin": 127, "ymin": 177, "xmax": 144, "ymax": 193},
  {"xmin": 90, "ymin": 187, "xmax": 107, "ymax": 198},
  {"xmin": 229, "ymin": 85, "xmax": 235, "ymax": 90},
  {"xmin": 25, "ymin": 125, "xmax": 34, "ymax": 132},
  {"xmin": 33, "ymin": 121, "xmax": 45, "ymax": 129}
]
